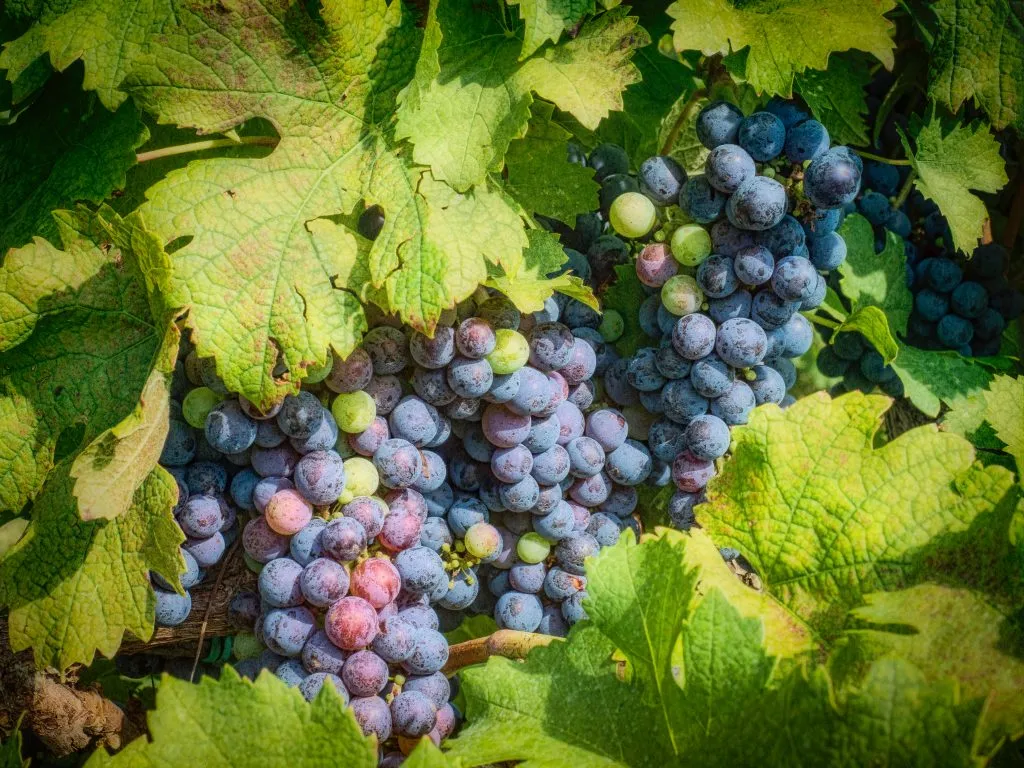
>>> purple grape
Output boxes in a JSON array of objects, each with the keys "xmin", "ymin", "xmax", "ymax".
[
  {"xmin": 804, "ymin": 148, "xmax": 862, "ymax": 209},
  {"xmin": 391, "ymin": 690, "xmax": 437, "ymax": 738},
  {"xmin": 409, "ymin": 327, "xmax": 455, "ymax": 369},
  {"xmin": 566, "ymin": 436, "xmax": 605, "ymax": 478},
  {"xmin": 250, "ymin": 443, "xmax": 300, "ymax": 478},
  {"xmin": 259, "ymin": 557, "xmax": 305, "ymax": 608},
  {"xmin": 349, "ymin": 416, "xmax": 390, "ymax": 457},
  {"xmin": 277, "ymin": 391, "xmax": 325, "ymax": 439},
  {"xmin": 709, "ymin": 380, "xmax": 756, "ymax": 425},
  {"xmin": 626, "ymin": 347, "xmax": 666, "ymax": 392},
  {"xmin": 696, "ymin": 255, "xmax": 739, "ymax": 298},
  {"xmin": 403, "ymin": 628, "xmax": 448, "ymax": 675},
  {"xmin": 185, "ymin": 531, "xmax": 225, "ymax": 568},
  {"xmin": 569, "ymin": 471, "xmax": 612, "ymax": 507},
  {"xmin": 325, "ymin": 348, "xmax": 373, "ymax": 394},
  {"xmin": 299, "ymin": 672, "xmax": 348, "ymax": 703},
  {"xmin": 322, "ymin": 517, "xmax": 367, "ymax": 562},
  {"xmin": 456, "ymin": 317, "xmax": 497, "ymax": 358},
  {"xmin": 495, "ymin": 591, "xmax": 543, "ymax": 631},
  {"xmin": 481, "ymin": 404, "xmax": 531, "ymax": 448},
  {"xmin": 342, "ymin": 650, "xmax": 389, "ymax": 696},
  {"xmin": 491, "ymin": 445, "xmax": 534, "ymax": 483},
  {"xmin": 673, "ymin": 314, "xmax": 717, "ymax": 360},
  {"xmin": 263, "ymin": 606, "xmax": 316, "ymax": 657},
  {"xmin": 351, "ymin": 695, "xmax": 392, "ymax": 742},
  {"xmin": 685, "ymin": 414, "xmax": 731, "ymax": 460},
  {"xmin": 737, "ymin": 111, "xmax": 785, "ymax": 162},
  {"xmin": 293, "ymin": 449, "xmax": 346, "ymax": 505},
  {"xmin": 412, "ymin": 366, "xmax": 457, "ymax": 407},
  {"xmin": 555, "ymin": 401, "xmax": 584, "ymax": 446},
  {"xmin": 507, "ymin": 366, "xmax": 551, "ymax": 416},
  {"xmin": 597, "ymin": 484, "xmax": 637, "ymax": 518},
  {"xmin": 604, "ymin": 440, "xmax": 652, "ymax": 486},
  {"xmin": 289, "ymin": 518, "xmax": 327, "ymax": 565},
  {"xmin": 179, "ymin": 494, "xmax": 224, "ymax": 539},
  {"xmin": 531, "ymin": 444, "xmax": 571, "ymax": 485},
  {"xmin": 363, "ymin": 326, "xmax": 408, "ymax": 374},
  {"xmin": 366, "ymin": 375, "xmax": 403, "ymax": 416},
  {"xmin": 301, "ymin": 557, "xmax": 350, "ymax": 607},
  {"xmin": 705, "ymin": 144, "xmax": 755, "ymax": 193},
  {"xmin": 389, "ymin": 396, "xmax": 439, "ymax": 447},
  {"xmin": 372, "ymin": 616, "xmax": 417, "ymax": 663},
  {"xmin": 672, "ymin": 450, "xmax": 715, "ymax": 493},
  {"xmin": 374, "ymin": 439, "xmax": 423, "ymax": 489}
]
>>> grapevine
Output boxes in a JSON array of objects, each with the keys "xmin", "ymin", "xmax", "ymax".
[{"xmin": 0, "ymin": 1, "xmax": 1021, "ymax": 767}]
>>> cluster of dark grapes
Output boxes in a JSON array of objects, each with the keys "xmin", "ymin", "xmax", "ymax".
[
  {"xmin": 815, "ymin": 328, "xmax": 902, "ymax": 396},
  {"xmin": 570, "ymin": 98, "xmax": 862, "ymax": 530}
]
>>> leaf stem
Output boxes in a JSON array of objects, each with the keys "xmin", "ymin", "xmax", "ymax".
[
  {"xmin": 443, "ymin": 630, "xmax": 558, "ymax": 674},
  {"xmin": 892, "ymin": 168, "xmax": 918, "ymax": 210},
  {"xmin": 853, "ymin": 150, "xmax": 911, "ymax": 167},
  {"xmin": 136, "ymin": 135, "xmax": 278, "ymax": 163},
  {"xmin": 660, "ymin": 88, "xmax": 707, "ymax": 156},
  {"xmin": 809, "ymin": 314, "xmax": 840, "ymax": 330}
]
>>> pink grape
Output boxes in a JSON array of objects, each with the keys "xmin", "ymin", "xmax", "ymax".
[
  {"xmin": 481, "ymin": 404, "xmax": 531, "ymax": 448},
  {"xmin": 384, "ymin": 488, "xmax": 428, "ymax": 521},
  {"xmin": 325, "ymin": 596, "xmax": 379, "ymax": 650},
  {"xmin": 351, "ymin": 557, "xmax": 402, "ymax": 609},
  {"xmin": 264, "ymin": 488, "xmax": 313, "ymax": 535},
  {"xmin": 242, "ymin": 517, "xmax": 289, "ymax": 563},
  {"xmin": 434, "ymin": 703, "xmax": 458, "ymax": 739},
  {"xmin": 349, "ymin": 417, "xmax": 390, "ymax": 457},
  {"xmin": 342, "ymin": 650, "xmax": 390, "ymax": 696},
  {"xmin": 378, "ymin": 512, "xmax": 423, "ymax": 553},
  {"xmin": 343, "ymin": 496, "xmax": 386, "ymax": 540},
  {"xmin": 672, "ymin": 450, "xmax": 716, "ymax": 493},
  {"xmin": 635, "ymin": 243, "xmax": 679, "ymax": 287}
]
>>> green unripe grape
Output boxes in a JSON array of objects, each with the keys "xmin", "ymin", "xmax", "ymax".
[
  {"xmin": 670, "ymin": 224, "xmax": 711, "ymax": 267},
  {"xmin": 464, "ymin": 522, "xmax": 502, "ymax": 559},
  {"xmin": 233, "ymin": 633, "xmax": 263, "ymax": 660},
  {"xmin": 182, "ymin": 386, "xmax": 222, "ymax": 429},
  {"xmin": 343, "ymin": 456, "xmax": 379, "ymax": 497},
  {"xmin": 243, "ymin": 552, "xmax": 264, "ymax": 575},
  {"xmin": 517, "ymin": 532, "xmax": 551, "ymax": 564},
  {"xmin": 331, "ymin": 390, "xmax": 376, "ymax": 433},
  {"xmin": 609, "ymin": 192, "xmax": 657, "ymax": 239},
  {"xmin": 661, "ymin": 275, "xmax": 704, "ymax": 316},
  {"xmin": 302, "ymin": 354, "xmax": 333, "ymax": 385},
  {"xmin": 486, "ymin": 328, "xmax": 529, "ymax": 374},
  {"xmin": 598, "ymin": 309, "xmax": 624, "ymax": 342}
]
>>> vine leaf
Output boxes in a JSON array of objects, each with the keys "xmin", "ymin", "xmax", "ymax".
[
  {"xmin": 445, "ymin": 530, "xmax": 983, "ymax": 767},
  {"xmin": 396, "ymin": 1, "xmax": 647, "ymax": 192},
  {"xmin": 507, "ymin": 0, "xmax": 596, "ymax": 60},
  {"xmin": 899, "ymin": 114, "xmax": 1008, "ymax": 255},
  {"xmin": 943, "ymin": 375, "xmax": 1024, "ymax": 477},
  {"xmin": 0, "ymin": 71, "xmax": 147, "ymax": 253},
  {"xmin": 794, "ymin": 53, "xmax": 871, "ymax": 146},
  {"xmin": 0, "ymin": 208, "xmax": 176, "ymax": 516},
  {"xmin": 485, "ymin": 230, "xmax": 598, "ymax": 314},
  {"xmin": 666, "ymin": 0, "xmax": 896, "ymax": 97},
  {"xmin": 699, "ymin": 390, "xmax": 1017, "ymax": 639},
  {"xmin": 927, "ymin": 0, "xmax": 1024, "ymax": 132},
  {"xmin": 0, "ymin": 722, "xmax": 26, "ymax": 768},
  {"xmin": 83, "ymin": 668, "xmax": 434, "ymax": 767},
  {"xmin": 890, "ymin": 342, "xmax": 994, "ymax": 418},
  {"xmin": 837, "ymin": 213, "xmax": 912, "ymax": 337},
  {"xmin": 504, "ymin": 102, "xmax": 600, "ymax": 225},
  {"xmin": 832, "ymin": 584, "xmax": 1024, "ymax": 754},
  {"xmin": 835, "ymin": 306, "xmax": 898, "ymax": 362},
  {"xmin": 0, "ymin": 464, "xmax": 182, "ymax": 671}
]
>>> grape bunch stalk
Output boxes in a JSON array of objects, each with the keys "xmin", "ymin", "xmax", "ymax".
[{"xmin": 575, "ymin": 98, "xmax": 864, "ymax": 529}]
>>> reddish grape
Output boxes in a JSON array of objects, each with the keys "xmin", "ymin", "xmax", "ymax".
[
  {"xmin": 325, "ymin": 596, "xmax": 379, "ymax": 650},
  {"xmin": 351, "ymin": 557, "xmax": 402, "ymax": 609}
]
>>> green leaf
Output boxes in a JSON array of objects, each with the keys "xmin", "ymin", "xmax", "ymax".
[
  {"xmin": 86, "ymin": 669, "xmax": 379, "ymax": 768},
  {"xmin": 603, "ymin": 262, "xmax": 656, "ymax": 357},
  {"xmin": 0, "ymin": 208, "xmax": 175, "ymax": 515},
  {"xmin": 0, "ymin": 517, "xmax": 29, "ymax": 558},
  {"xmin": 699, "ymin": 390, "xmax": 1018, "ymax": 639},
  {"xmin": 899, "ymin": 114, "xmax": 1008, "ymax": 255},
  {"xmin": 0, "ymin": 463, "xmax": 182, "ymax": 670},
  {"xmin": 0, "ymin": 722, "xmax": 26, "ymax": 768},
  {"xmin": 446, "ymin": 530, "xmax": 983, "ymax": 767},
  {"xmin": 837, "ymin": 213, "xmax": 912, "ymax": 337},
  {"xmin": 941, "ymin": 389, "xmax": 1005, "ymax": 451},
  {"xmin": 486, "ymin": 229, "xmax": 598, "ymax": 314},
  {"xmin": 504, "ymin": 102, "xmax": 600, "ymax": 225},
  {"xmin": 890, "ymin": 342, "xmax": 994, "ymax": 418},
  {"xmin": 835, "ymin": 306, "xmax": 899, "ymax": 363},
  {"xmin": 794, "ymin": 53, "xmax": 871, "ymax": 146},
  {"xmin": 507, "ymin": 0, "xmax": 595, "ymax": 59},
  {"xmin": 983, "ymin": 375, "xmax": 1024, "ymax": 479},
  {"xmin": 396, "ymin": 1, "xmax": 646, "ymax": 192},
  {"xmin": 833, "ymin": 584, "xmax": 1024, "ymax": 754},
  {"xmin": 0, "ymin": 71, "xmax": 147, "ymax": 252},
  {"xmin": 445, "ymin": 613, "xmax": 499, "ymax": 644},
  {"xmin": 927, "ymin": 0, "xmax": 1024, "ymax": 132},
  {"xmin": 666, "ymin": 0, "xmax": 896, "ymax": 97}
]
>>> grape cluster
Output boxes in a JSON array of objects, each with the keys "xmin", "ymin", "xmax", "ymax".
[
  {"xmin": 816, "ymin": 329, "xmax": 902, "ymax": 396},
  {"xmin": 584, "ymin": 99, "xmax": 861, "ymax": 529}
]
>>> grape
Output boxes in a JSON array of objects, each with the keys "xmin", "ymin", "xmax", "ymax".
[
  {"xmin": 186, "ymin": 461, "xmax": 228, "ymax": 495},
  {"xmin": 385, "ymin": 488, "xmax": 427, "ymax": 523},
  {"xmin": 647, "ymin": 417, "xmax": 687, "ymax": 462},
  {"xmin": 438, "ymin": 569, "xmax": 479, "ymax": 609},
  {"xmin": 403, "ymin": 671, "xmax": 450, "ymax": 710},
  {"xmin": 255, "ymin": 418, "xmax": 287, "ymax": 448},
  {"xmin": 715, "ymin": 318, "xmax": 768, "ymax": 368},
  {"xmin": 533, "ymin": 499, "xmax": 577, "ymax": 540},
  {"xmin": 444, "ymin": 356, "xmax": 493, "ymax": 399},
  {"xmin": 261, "ymin": 490, "xmax": 310, "ymax": 537},
  {"xmin": 479, "ymin": 404, "xmax": 530, "ymax": 449},
  {"xmin": 802, "ymin": 207, "xmax": 844, "ymax": 240},
  {"xmin": 274, "ymin": 657, "xmax": 309, "ymax": 687},
  {"xmin": 478, "ymin": 296, "xmax": 521, "ymax": 330},
  {"xmin": 784, "ymin": 118, "xmax": 830, "ymax": 162},
  {"xmin": 277, "ymin": 391, "xmax": 325, "ymax": 439},
  {"xmin": 292, "ymin": 450, "xmax": 346, "ymax": 505},
  {"xmin": 915, "ymin": 289, "xmax": 950, "ymax": 322},
  {"xmin": 587, "ymin": 143, "xmax": 629, "ymax": 180},
  {"xmin": 361, "ymin": 327, "xmax": 408, "ymax": 375},
  {"xmin": 684, "ymin": 414, "xmax": 730, "ymax": 460},
  {"xmin": 609, "ymin": 192, "xmax": 657, "ymax": 239},
  {"xmin": 403, "ymin": 628, "xmax": 448, "ymax": 675},
  {"xmin": 638, "ymin": 155, "xmax": 687, "ymax": 204},
  {"xmin": 705, "ymin": 144, "xmax": 756, "ymax": 193},
  {"xmin": 409, "ymin": 327, "xmax": 455, "ymax": 369},
  {"xmin": 858, "ymin": 350, "xmax": 897, "ymax": 383},
  {"xmin": 626, "ymin": 347, "xmax": 666, "ymax": 392},
  {"xmin": 202, "ymin": 400, "xmax": 256, "ymax": 455},
  {"xmin": 283, "ymin": 519, "xmax": 325, "ymax": 567},
  {"xmin": 751, "ymin": 289, "xmax": 799, "ymax": 330},
  {"xmin": 291, "ymin": 409, "xmax": 339, "ymax": 455},
  {"xmin": 661, "ymin": 378, "xmax": 708, "ymax": 423},
  {"xmin": 974, "ymin": 308, "xmax": 1005, "ymax": 341},
  {"xmin": 801, "ymin": 273, "xmax": 827, "ymax": 311},
  {"xmin": 263, "ymin": 606, "xmax": 316, "ymax": 657},
  {"xmin": 531, "ymin": 444, "xmax": 571, "ymax": 485},
  {"xmin": 182, "ymin": 387, "xmax": 222, "ymax": 431},
  {"xmin": 679, "ymin": 176, "xmax": 726, "ymax": 223},
  {"xmin": 858, "ymin": 191, "xmax": 891, "ymax": 226},
  {"xmin": 655, "ymin": 340, "xmax": 692, "ymax": 379},
  {"xmin": 544, "ymin": 567, "xmax": 585, "ymax": 601},
  {"xmin": 448, "ymin": 453, "xmax": 483, "ymax": 492},
  {"xmin": 748, "ymin": 365, "xmax": 786, "ymax": 405},
  {"xmin": 160, "ymin": 419, "xmax": 196, "ymax": 467},
  {"xmin": 529, "ymin": 323, "xmax": 576, "ymax": 373},
  {"xmin": 343, "ymin": 456, "xmax": 381, "ymax": 498},
  {"xmin": 350, "ymin": 695, "xmax": 392, "ymax": 742},
  {"xmin": 555, "ymin": 532, "xmax": 600, "ymax": 575},
  {"xmin": 409, "ymin": 450, "xmax": 444, "ymax": 494},
  {"xmin": 937, "ymin": 313, "xmax": 974, "ymax": 349},
  {"xmin": 491, "ymin": 445, "xmax": 533, "ymax": 483},
  {"xmin": 409, "ymin": 368, "xmax": 455, "ymax": 409},
  {"xmin": 598, "ymin": 310, "xmax": 625, "ymax": 343},
  {"xmin": 515, "ymin": 531, "xmax": 550, "ymax": 564},
  {"xmin": 387, "ymin": 396, "xmax": 438, "ymax": 447},
  {"xmin": 561, "ymin": 591, "xmax": 588, "ymax": 624},
  {"xmin": 391, "ymin": 690, "xmax": 437, "ymax": 738},
  {"xmin": 671, "ymin": 313, "xmax": 715, "ymax": 361},
  {"xmin": 370, "ymin": 615, "xmax": 417, "ymax": 664},
  {"xmin": 322, "ymin": 517, "xmax": 367, "ymax": 562},
  {"xmin": 807, "ymin": 231, "xmax": 847, "ymax": 270},
  {"xmin": 672, "ymin": 450, "xmax": 715, "ymax": 493},
  {"xmin": 465, "ymin": 522, "xmax": 503, "ymax": 560},
  {"xmin": 330, "ymin": 390, "xmax": 376, "ymax": 434},
  {"xmin": 734, "ymin": 245, "xmax": 775, "ymax": 286},
  {"xmin": 503, "ymin": 367, "xmax": 548, "ymax": 417},
  {"xmin": 726, "ymin": 176, "xmax": 787, "ymax": 231},
  {"xmin": 508, "ymin": 562, "xmax": 546, "ymax": 594},
  {"xmin": 322, "ymin": 349, "xmax": 372, "ymax": 394},
  {"xmin": 555, "ymin": 401, "xmax": 585, "ymax": 445},
  {"xmin": 709, "ymin": 380, "xmax": 756, "ymax": 425},
  {"xmin": 373, "ymin": 439, "xmax": 423, "ymax": 489},
  {"xmin": 499, "ymin": 474, "xmax": 540, "ymax": 512},
  {"xmin": 479, "ymin": 371, "xmax": 520, "ymax": 409},
  {"xmin": 597, "ymin": 485, "xmax": 637, "ymax": 518},
  {"xmin": 299, "ymin": 672, "xmax": 348, "ymax": 704},
  {"xmin": 484, "ymin": 328, "xmax": 529, "ymax": 376},
  {"xmin": 771, "ymin": 256, "xmax": 818, "ymax": 303},
  {"xmin": 461, "ymin": 425, "xmax": 494, "ymax": 463},
  {"xmin": 243, "ymin": 516, "xmax": 289, "ymax": 563},
  {"xmin": 604, "ymin": 440, "xmax": 652, "ymax": 486},
  {"xmin": 951, "ymin": 282, "xmax": 987, "ymax": 318},
  {"xmin": 393, "ymin": 546, "xmax": 446, "ymax": 594},
  {"xmin": 569, "ymin": 470, "xmax": 612, "ymax": 506},
  {"xmin": 635, "ymin": 243, "xmax": 679, "ymax": 288},
  {"xmin": 339, "ymin": 650, "xmax": 389, "ymax": 697},
  {"xmin": 566, "ymin": 436, "xmax": 605, "ymax": 478},
  {"xmin": 348, "ymin": 557, "xmax": 400, "ymax": 609},
  {"xmin": 297, "ymin": 630, "xmax": 344, "ymax": 674},
  {"xmin": 366, "ymin": 375, "xmax": 403, "ymax": 416},
  {"xmin": 804, "ymin": 148, "xmax": 862, "ymax": 209},
  {"xmin": 661, "ymin": 275, "xmax": 705, "ymax": 318},
  {"xmin": 325, "ymin": 596, "xmax": 379, "ymax": 650},
  {"xmin": 494, "ymin": 591, "xmax": 543, "ymax": 631},
  {"xmin": 738, "ymin": 111, "xmax": 785, "ymax": 161},
  {"xmin": 695, "ymin": 101, "xmax": 744, "ymax": 148},
  {"xmin": 769, "ymin": 356, "xmax": 797, "ymax": 390},
  {"xmin": 154, "ymin": 588, "xmax": 192, "ymax": 627},
  {"xmin": 690, "ymin": 353, "xmax": 736, "ymax": 398},
  {"xmin": 420, "ymin": 515, "xmax": 453, "ymax": 552},
  {"xmin": 670, "ymin": 224, "xmax": 712, "ymax": 267},
  {"xmin": 155, "ymin": 547, "xmax": 202, "ymax": 592},
  {"xmin": 559, "ymin": 341, "xmax": 597, "ymax": 387},
  {"xmin": 179, "ymin": 495, "xmax": 224, "ymax": 539},
  {"xmin": 250, "ymin": 443, "xmax": 299, "ymax": 478},
  {"xmin": 258, "ymin": 557, "xmax": 304, "ymax": 608}
]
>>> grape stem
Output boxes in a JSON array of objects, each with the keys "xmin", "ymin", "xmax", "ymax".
[
  {"xmin": 809, "ymin": 314, "xmax": 840, "ymax": 330},
  {"xmin": 853, "ymin": 150, "xmax": 911, "ymax": 167},
  {"xmin": 443, "ymin": 630, "xmax": 558, "ymax": 674},
  {"xmin": 660, "ymin": 88, "xmax": 707, "ymax": 155},
  {"xmin": 136, "ymin": 135, "xmax": 278, "ymax": 163},
  {"xmin": 189, "ymin": 539, "xmax": 240, "ymax": 683},
  {"xmin": 892, "ymin": 169, "xmax": 917, "ymax": 210}
]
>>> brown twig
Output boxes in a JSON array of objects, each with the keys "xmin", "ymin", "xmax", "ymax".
[
  {"xmin": 660, "ymin": 89, "xmax": 707, "ymax": 156},
  {"xmin": 189, "ymin": 540, "xmax": 240, "ymax": 682},
  {"xmin": 443, "ymin": 630, "xmax": 558, "ymax": 675}
]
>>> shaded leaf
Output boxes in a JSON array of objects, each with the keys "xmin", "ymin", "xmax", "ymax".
[
  {"xmin": 508, "ymin": 0, "xmax": 596, "ymax": 59},
  {"xmin": 891, "ymin": 342, "xmax": 994, "ymax": 418},
  {"xmin": 794, "ymin": 54, "xmax": 871, "ymax": 146},
  {"xmin": 837, "ymin": 213, "xmax": 912, "ymax": 337}
]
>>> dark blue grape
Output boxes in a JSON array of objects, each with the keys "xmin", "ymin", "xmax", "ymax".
[
  {"xmin": 626, "ymin": 347, "xmax": 666, "ymax": 392},
  {"xmin": 973, "ymin": 308, "xmax": 1005, "ymax": 341},
  {"xmin": 672, "ymin": 313, "xmax": 717, "ymax": 360},
  {"xmin": 802, "ymin": 207, "xmax": 843, "ymax": 240},
  {"xmin": 561, "ymin": 591, "xmax": 588, "ymax": 624},
  {"xmin": 716, "ymin": 318, "xmax": 767, "ymax": 368},
  {"xmin": 804, "ymin": 148, "xmax": 862, "ymax": 209},
  {"xmin": 484, "ymin": 370, "xmax": 521, "ymax": 404},
  {"xmin": 756, "ymin": 215, "xmax": 805, "ymax": 258},
  {"xmin": 690, "ymin": 353, "xmax": 735, "ymax": 398},
  {"xmin": 748, "ymin": 364, "xmax": 786, "ymax": 404},
  {"xmin": 604, "ymin": 439, "xmax": 652, "ymax": 486},
  {"xmin": 154, "ymin": 588, "xmax": 192, "ymax": 626},
  {"xmin": 751, "ymin": 288, "xmax": 799, "ymax": 329},
  {"xmin": 409, "ymin": 326, "xmax": 455, "ymax": 369},
  {"xmin": 808, "ymin": 231, "xmax": 847, "ymax": 270},
  {"xmin": 696, "ymin": 254, "xmax": 739, "ymax": 298},
  {"xmin": 784, "ymin": 118, "xmax": 829, "ymax": 162},
  {"xmin": 662, "ymin": 378, "xmax": 709, "ymax": 424},
  {"xmin": 951, "ymin": 281, "xmax": 987, "ymax": 318},
  {"xmin": 859, "ymin": 350, "xmax": 897, "ymax": 383},
  {"xmin": 726, "ymin": 177, "xmax": 787, "ymax": 231},
  {"xmin": 186, "ymin": 461, "xmax": 228, "ymax": 495},
  {"xmin": 708, "ymin": 290, "xmax": 753, "ymax": 324},
  {"xmin": 667, "ymin": 490, "xmax": 701, "ymax": 529},
  {"xmin": 533, "ymin": 500, "xmax": 576, "ymax": 540},
  {"xmin": 277, "ymin": 391, "xmax": 324, "ymax": 439},
  {"xmin": 603, "ymin": 358, "xmax": 639, "ymax": 407},
  {"xmin": 529, "ymin": 323, "xmax": 576, "ymax": 371},
  {"xmin": 639, "ymin": 155, "xmax": 687, "ymax": 204},
  {"xmin": 363, "ymin": 326, "xmax": 408, "ymax": 375},
  {"xmin": 695, "ymin": 101, "xmax": 744, "ymax": 149},
  {"xmin": 566, "ymin": 437, "xmax": 605, "ymax": 478},
  {"xmin": 858, "ymin": 191, "xmax": 891, "ymax": 226},
  {"xmin": 733, "ymin": 245, "xmax": 774, "ymax": 287},
  {"xmin": 968, "ymin": 243, "xmax": 1006, "ymax": 279},
  {"xmin": 499, "ymin": 474, "xmax": 541, "ymax": 512},
  {"xmin": 710, "ymin": 380, "xmax": 756, "ymax": 425},
  {"xmin": 679, "ymin": 176, "xmax": 726, "ymax": 223},
  {"xmin": 738, "ymin": 111, "xmax": 785, "ymax": 161},
  {"xmin": 491, "ymin": 445, "xmax": 533, "ymax": 484},
  {"xmin": 495, "ymin": 591, "xmax": 543, "ymax": 631},
  {"xmin": 648, "ymin": 417, "xmax": 688, "ymax": 462},
  {"xmin": 588, "ymin": 143, "xmax": 629, "ymax": 181},
  {"xmin": 531, "ymin": 444, "xmax": 571, "ymax": 485},
  {"xmin": 711, "ymin": 219, "xmax": 757, "ymax": 256},
  {"xmin": 705, "ymin": 144, "xmax": 756, "ymax": 193},
  {"xmin": 915, "ymin": 289, "xmax": 951, "ymax": 322},
  {"xmin": 937, "ymin": 314, "xmax": 974, "ymax": 349},
  {"xmin": 655, "ymin": 339, "xmax": 693, "ymax": 379},
  {"xmin": 161, "ymin": 419, "xmax": 196, "ymax": 466},
  {"xmin": 765, "ymin": 97, "xmax": 809, "ymax": 129}
]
